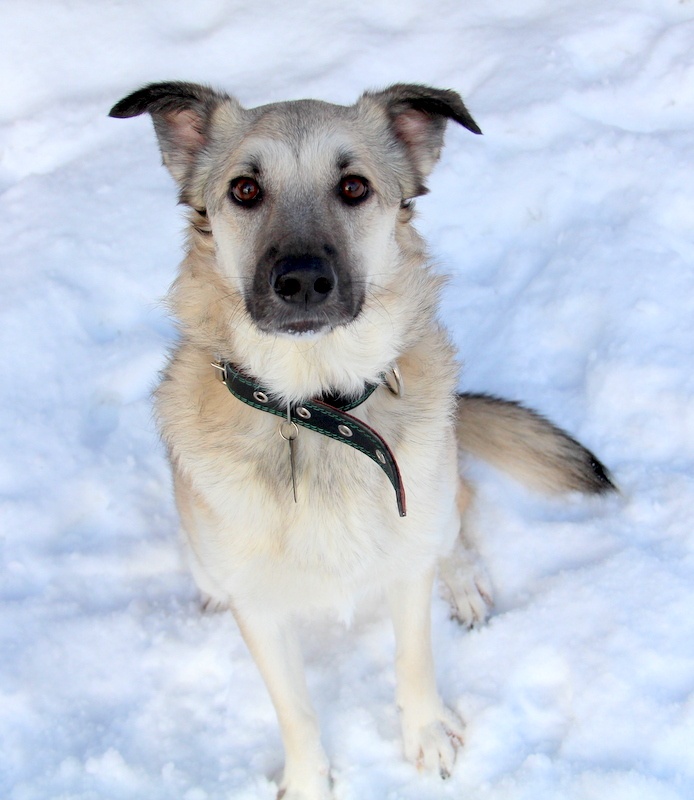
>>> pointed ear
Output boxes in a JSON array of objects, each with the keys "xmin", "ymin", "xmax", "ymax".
[
  {"xmin": 109, "ymin": 81, "xmax": 232, "ymax": 193},
  {"xmin": 362, "ymin": 83, "xmax": 481, "ymax": 193}
]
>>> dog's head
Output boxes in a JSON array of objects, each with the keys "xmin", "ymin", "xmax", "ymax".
[{"xmin": 110, "ymin": 82, "xmax": 480, "ymax": 339}]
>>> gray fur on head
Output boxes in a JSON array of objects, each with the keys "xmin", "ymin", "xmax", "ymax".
[{"xmin": 110, "ymin": 82, "xmax": 482, "ymax": 202}]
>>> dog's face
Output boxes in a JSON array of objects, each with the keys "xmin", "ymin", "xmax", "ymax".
[
  {"xmin": 110, "ymin": 83, "xmax": 481, "ymax": 338},
  {"xmin": 205, "ymin": 100, "xmax": 406, "ymax": 337}
]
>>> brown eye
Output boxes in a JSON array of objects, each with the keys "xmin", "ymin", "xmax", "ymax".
[
  {"xmin": 338, "ymin": 175, "xmax": 369, "ymax": 205},
  {"xmin": 229, "ymin": 177, "xmax": 261, "ymax": 206}
]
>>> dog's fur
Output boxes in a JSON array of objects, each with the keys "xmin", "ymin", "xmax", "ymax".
[{"xmin": 110, "ymin": 82, "xmax": 614, "ymax": 800}]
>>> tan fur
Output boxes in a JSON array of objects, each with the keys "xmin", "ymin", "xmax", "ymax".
[
  {"xmin": 457, "ymin": 393, "xmax": 614, "ymax": 495},
  {"xmin": 111, "ymin": 82, "xmax": 613, "ymax": 800}
]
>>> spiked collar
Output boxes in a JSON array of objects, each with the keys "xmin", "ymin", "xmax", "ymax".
[{"xmin": 213, "ymin": 361, "xmax": 407, "ymax": 517}]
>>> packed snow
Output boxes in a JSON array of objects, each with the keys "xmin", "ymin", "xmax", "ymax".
[{"xmin": 2, "ymin": 1, "xmax": 694, "ymax": 798}]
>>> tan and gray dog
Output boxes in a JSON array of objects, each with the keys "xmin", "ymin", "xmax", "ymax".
[{"xmin": 110, "ymin": 82, "xmax": 614, "ymax": 800}]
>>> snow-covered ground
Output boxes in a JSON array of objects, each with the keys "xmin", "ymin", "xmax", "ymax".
[{"xmin": 2, "ymin": 1, "xmax": 694, "ymax": 798}]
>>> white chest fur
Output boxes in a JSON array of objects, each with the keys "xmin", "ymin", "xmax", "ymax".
[{"xmin": 159, "ymin": 355, "xmax": 460, "ymax": 617}]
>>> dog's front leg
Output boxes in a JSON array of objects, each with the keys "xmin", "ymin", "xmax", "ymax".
[
  {"xmin": 234, "ymin": 608, "xmax": 332, "ymax": 800},
  {"xmin": 387, "ymin": 568, "xmax": 465, "ymax": 779}
]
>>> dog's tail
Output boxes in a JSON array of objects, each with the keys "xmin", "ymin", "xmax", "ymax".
[{"xmin": 456, "ymin": 393, "xmax": 616, "ymax": 495}]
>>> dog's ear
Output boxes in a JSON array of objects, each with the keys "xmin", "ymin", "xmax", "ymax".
[
  {"xmin": 109, "ymin": 82, "xmax": 231, "ymax": 192},
  {"xmin": 362, "ymin": 83, "xmax": 481, "ymax": 194}
]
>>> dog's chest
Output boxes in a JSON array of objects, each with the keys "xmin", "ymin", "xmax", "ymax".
[
  {"xmin": 196, "ymin": 420, "xmax": 410, "ymax": 602},
  {"xmin": 157, "ymin": 344, "xmax": 460, "ymax": 610},
  {"xmin": 203, "ymin": 396, "xmax": 404, "ymax": 537}
]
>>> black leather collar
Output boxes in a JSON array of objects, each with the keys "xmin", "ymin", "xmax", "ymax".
[{"xmin": 214, "ymin": 361, "xmax": 406, "ymax": 517}]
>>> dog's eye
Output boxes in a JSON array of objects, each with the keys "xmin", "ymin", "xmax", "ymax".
[
  {"xmin": 229, "ymin": 177, "xmax": 262, "ymax": 206},
  {"xmin": 338, "ymin": 175, "xmax": 369, "ymax": 205}
]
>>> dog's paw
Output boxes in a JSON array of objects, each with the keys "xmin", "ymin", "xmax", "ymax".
[
  {"xmin": 277, "ymin": 790, "xmax": 332, "ymax": 800},
  {"xmin": 402, "ymin": 705, "xmax": 465, "ymax": 779},
  {"xmin": 277, "ymin": 772, "xmax": 333, "ymax": 800},
  {"xmin": 199, "ymin": 592, "xmax": 229, "ymax": 614},
  {"xmin": 444, "ymin": 570, "xmax": 493, "ymax": 628},
  {"xmin": 439, "ymin": 547, "xmax": 493, "ymax": 628}
]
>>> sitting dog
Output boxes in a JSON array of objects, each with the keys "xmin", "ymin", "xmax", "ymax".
[{"xmin": 110, "ymin": 82, "xmax": 614, "ymax": 800}]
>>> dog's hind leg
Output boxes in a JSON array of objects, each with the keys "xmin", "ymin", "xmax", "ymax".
[
  {"xmin": 438, "ymin": 481, "xmax": 493, "ymax": 628},
  {"xmin": 438, "ymin": 539, "xmax": 493, "ymax": 628},
  {"xmin": 234, "ymin": 608, "xmax": 332, "ymax": 800},
  {"xmin": 387, "ymin": 567, "xmax": 466, "ymax": 779}
]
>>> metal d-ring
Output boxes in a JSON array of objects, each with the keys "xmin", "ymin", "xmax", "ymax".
[
  {"xmin": 385, "ymin": 364, "xmax": 405, "ymax": 398},
  {"xmin": 211, "ymin": 361, "xmax": 227, "ymax": 384}
]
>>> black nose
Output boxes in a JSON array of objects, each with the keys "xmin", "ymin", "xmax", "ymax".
[{"xmin": 270, "ymin": 256, "xmax": 336, "ymax": 306}]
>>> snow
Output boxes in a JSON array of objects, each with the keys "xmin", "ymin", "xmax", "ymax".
[{"xmin": 2, "ymin": 1, "xmax": 694, "ymax": 798}]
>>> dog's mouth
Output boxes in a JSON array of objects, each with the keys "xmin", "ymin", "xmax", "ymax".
[
  {"xmin": 252, "ymin": 308, "xmax": 358, "ymax": 339},
  {"xmin": 280, "ymin": 320, "xmax": 327, "ymax": 337},
  {"xmin": 247, "ymin": 251, "xmax": 364, "ymax": 337}
]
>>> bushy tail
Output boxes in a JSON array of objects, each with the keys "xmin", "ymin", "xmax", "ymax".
[{"xmin": 456, "ymin": 393, "xmax": 616, "ymax": 495}]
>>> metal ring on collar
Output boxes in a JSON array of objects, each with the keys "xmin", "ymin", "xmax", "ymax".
[
  {"xmin": 385, "ymin": 365, "xmax": 405, "ymax": 398},
  {"xmin": 278, "ymin": 421, "xmax": 299, "ymax": 441}
]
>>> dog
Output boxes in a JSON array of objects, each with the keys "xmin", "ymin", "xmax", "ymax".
[{"xmin": 110, "ymin": 82, "xmax": 614, "ymax": 800}]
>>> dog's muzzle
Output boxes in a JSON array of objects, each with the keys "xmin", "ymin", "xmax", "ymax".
[{"xmin": 248, "ymin": 248, "xmax": 364, "ymax": 336}]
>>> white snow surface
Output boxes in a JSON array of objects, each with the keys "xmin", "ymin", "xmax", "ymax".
[{"xmin": 2, "ymin": 2, "xmax": 694, "ymax": 798}]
